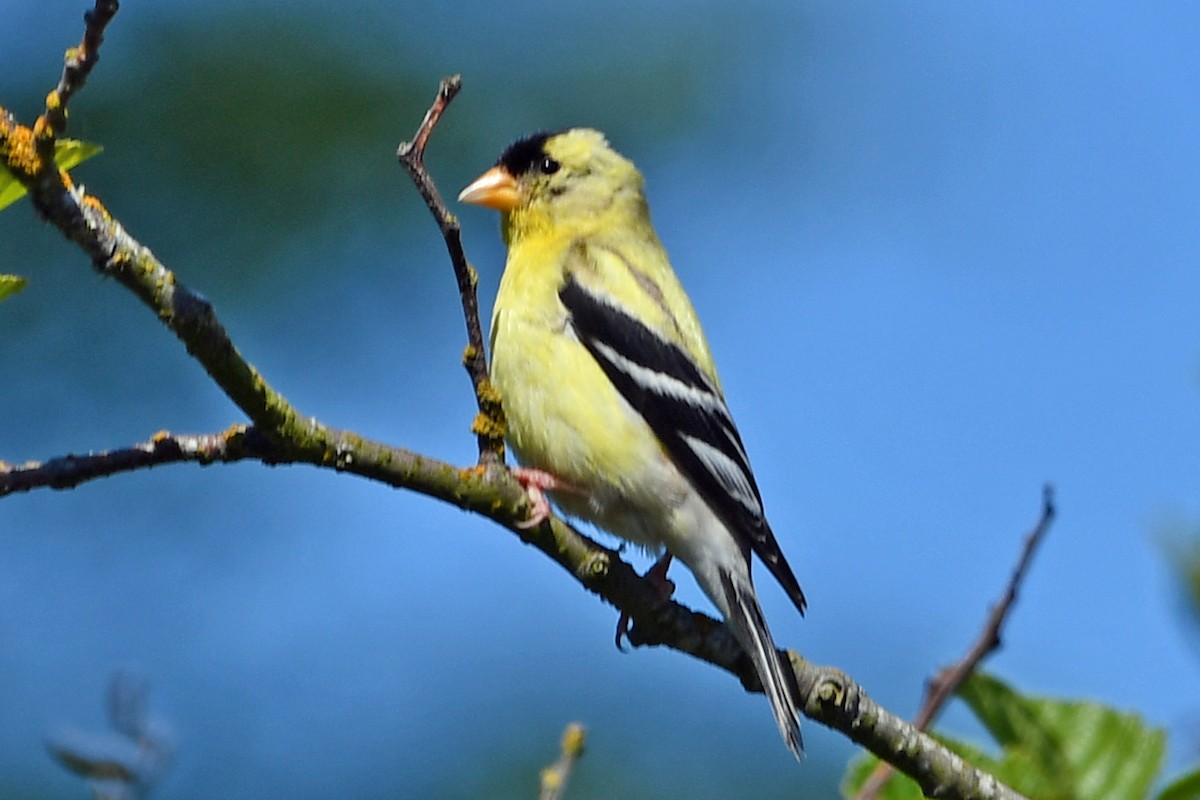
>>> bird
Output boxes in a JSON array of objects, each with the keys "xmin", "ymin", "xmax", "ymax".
[{"xmin": 458, "ymin": 128, "xmax": 808, "ymax": 759}]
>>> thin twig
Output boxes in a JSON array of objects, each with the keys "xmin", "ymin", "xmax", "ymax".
[
  {"xmin": 0, "ymin": 427, "xmax": 266, "ymax": 495},
  {"xmin": 397, "ymin": 75, "xmax": 505, "ymax": 465},
  {"xmin": 856, "ymin": 485, "xmax": 1056, "ymax": 800},
  {"xmin": 916, "ymin": 485, "xmax": 1056, "ymax": 728},
  {"xmin": 33, "ymin": 0, "xmax": 119, "ymax": 161},
  {"xmin": 539, "ymin": 723, "xmax": 586, "ymax": 800},
  {"xmin": 1, "ymin": 0, "xmax": 118, "ymax": 202}
]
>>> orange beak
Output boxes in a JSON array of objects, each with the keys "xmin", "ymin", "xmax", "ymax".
[{"xmin": 458, "ymin": 166, "xmax": 521, "ymax": 211}]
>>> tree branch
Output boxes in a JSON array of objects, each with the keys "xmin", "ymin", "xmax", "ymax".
[
  {"xmin": 0, "ymin": 428, "xmax": 264, "ymax": 493},
  {"xmin": 397, "ymin": 75, "xmax": 505, "ymax": 465},
  {"xmin": 1, "ymin": 0, "xmax": 117, "ymax": 207},
  {"xmin": 856, "ymin": 485, "xmax": 1057, "ymax": 800},
  {"xmin": 1, "ymin": 7, "xmax": 1033, "ymax": 798},
  {"xmin": 916, "ymin": 484, "xmax": 1056, "ymax": 729},
  {"xmin": 33, "ymin": 0, "xmax": 119, "ymax": 163}
]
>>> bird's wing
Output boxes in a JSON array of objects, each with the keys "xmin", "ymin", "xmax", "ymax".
[{"xmin": 559, "ymin": 251, "xmax": 807, "ymax": 615}]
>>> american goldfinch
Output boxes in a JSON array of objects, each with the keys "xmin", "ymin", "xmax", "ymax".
[{"xmin": 459, "ymin": 129, "xmax": 807, "ymax": 758}]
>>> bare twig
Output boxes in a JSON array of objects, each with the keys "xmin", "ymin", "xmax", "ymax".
[
  {"xmin": 856, "ymin": 485, "xmax": 1056, "ymax": 800},
  {"xmin": 397, "ymin": 75, "xmax": 505, "ymax": 465},
  {"xmin": 0, "ymin": 427, "xmax": 266, "ymax": 495},
  {"xmin": 916, "ymin": 485, "xmax": 1056, "ymax": 728},
  {"xmin": 33, "ymin": 0, "xmax": 119, "ymax": 160},
  {"xmin": 539, "ymin": 723, "xmax": 586, "ymax": 800},
  {"xmin": 2, "ymin": 0, "xmax": 118, "ymax": 204}
]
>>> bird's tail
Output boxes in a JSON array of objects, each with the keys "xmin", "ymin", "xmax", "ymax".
[{"xmin": 718, "ymin": 569, "xmax": 804, "ymax": 759}]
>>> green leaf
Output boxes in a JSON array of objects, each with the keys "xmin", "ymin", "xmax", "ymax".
[
  {"xmin": 0, "ymin": 275, "xmax": 28, "ymax": 303},
  {"xmin": 0, "ymin": 169, "xmax": 27, "ymax": 210},
  {"xmin": 0, "ymin": 138, "xmax": 102, "ymax": 211},
  {"xmin": 839, "ymin": 672, "xmax": 1167, "ymax": 800},
  {"xmin": 958, "ymin": 672, "xmax": 1166, "ymax": 800},
  {"xmin": 1157, "ymin": 768, "xmax": 1200, "ymax": 800},
  {"xmin": 54, "ymin": 138, "xmax": 103, "ymax": 173}
]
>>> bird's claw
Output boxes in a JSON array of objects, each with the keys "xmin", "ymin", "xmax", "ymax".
[{"xmin": 615, "ymin": 554, "xmax": 676, "ymax": 651}]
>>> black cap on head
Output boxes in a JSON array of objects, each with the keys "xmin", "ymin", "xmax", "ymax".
[{"xmin": 496, "ymin": 129, "xmax": 569, "ymax": 177}]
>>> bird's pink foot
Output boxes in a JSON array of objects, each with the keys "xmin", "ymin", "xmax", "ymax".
[
  {"xmin": 510, "ymin": 467, "xmax": 583, "ymax": 529},
  {"xmin": 616, "ymin": 554, "xmax": 676, "ymax": 651}
]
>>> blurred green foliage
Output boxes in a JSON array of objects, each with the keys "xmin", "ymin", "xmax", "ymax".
[
  {"xmin": 1165, "ymin": 532, "xmax": 1200, "ymax": 633},
  {"xmin": 0, "ymin": 274, "xmax": 28, "ymax": 302},
  {"xmin": 0, "ymin": 0, "xmax": 739, "ymax": 427},
  {"xmin": 841, "ymin": 672, "xmax": 1198, "ymax": 800},
  {"xmin": 8, "ymin": 4, "xmax": 743, "ymax": 297}
]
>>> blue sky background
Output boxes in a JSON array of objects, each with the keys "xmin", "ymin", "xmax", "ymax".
[{"xmin": 3, "ymin": 2, "xmax": 1199, "ymax": 798}]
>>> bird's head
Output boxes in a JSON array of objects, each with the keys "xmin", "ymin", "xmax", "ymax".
[{"xmin": 459, "ymin": 128, "xmax": 648, "ymax": 243}]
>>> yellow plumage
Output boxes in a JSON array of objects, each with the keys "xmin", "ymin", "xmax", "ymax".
[
  {"xmin": 487, "ymin": 131, "xmax": 717, "ymax": 545},
  {"xmin": 460, "ymin": 128, "xmax": 807, "ymax": 759}
]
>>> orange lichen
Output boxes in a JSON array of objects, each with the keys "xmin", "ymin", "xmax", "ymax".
[
  {"xmin": 471, "ymin": 411, "xmax": 505, "ymax": 440},
  {"xmin": 81, "ymin": 194, "xmax": 108, "ymax": 215},
  {"xmin": 31, "ymin": 115, "xmax": 53, "ymax": 140},
  {"xmin": 223, "ymin": 424, "xmax": 246, "ymax": 439},
  {"xmin": 1, "ymin": 124, "xmax": 42, "ymax": 175},
  {"xmin": 475, "ymin": 377, "xmax": 503, "ymax": 409}
]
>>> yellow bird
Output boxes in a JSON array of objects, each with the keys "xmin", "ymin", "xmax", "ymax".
[{"xmin": 459, "ymin": 128, "xmax": 807, "ymax": 758}]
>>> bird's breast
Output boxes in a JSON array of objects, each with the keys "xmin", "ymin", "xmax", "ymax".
[{"xmin": 490, "ymin": 254, "xmax": 684, "ymax": 549}]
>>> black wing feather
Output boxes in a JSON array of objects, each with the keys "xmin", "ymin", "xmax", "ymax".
[{"xmin": 560, "ymin": 274, "xmax": 807, "ymax": 615}]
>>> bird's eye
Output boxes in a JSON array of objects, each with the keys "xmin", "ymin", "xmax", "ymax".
[{"xmin": 540, "ymin": 157, "xmax": 561, "ymax": 175}]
